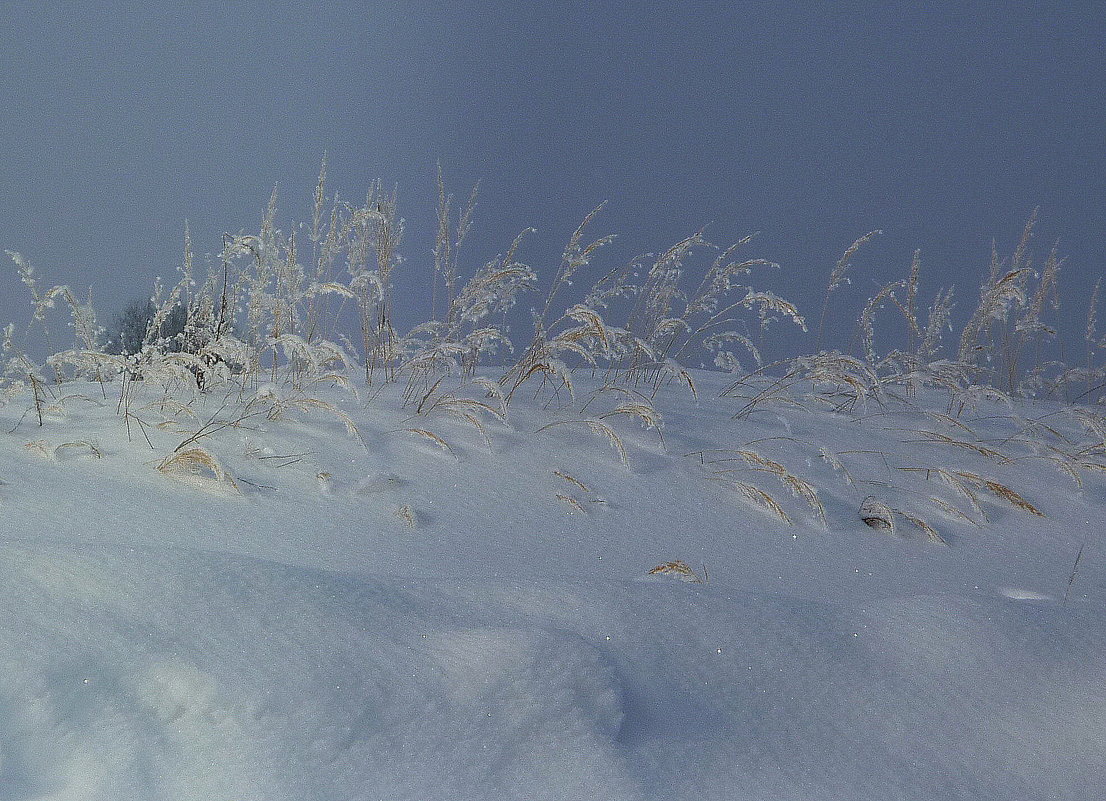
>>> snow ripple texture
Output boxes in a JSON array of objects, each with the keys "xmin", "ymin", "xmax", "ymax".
[{"xmin": 1, "ymin": 541, "xmax": 1103, "ymax": 800}]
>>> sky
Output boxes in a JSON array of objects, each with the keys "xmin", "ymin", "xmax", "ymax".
[{"xmin": 1, "ymin": 1, "xmax": 1103, "ymax": 360}]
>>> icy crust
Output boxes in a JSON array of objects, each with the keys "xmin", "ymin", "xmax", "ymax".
[{"xmin": 1, "ymin": 543, "xmax": 1104, "ymax": 801}]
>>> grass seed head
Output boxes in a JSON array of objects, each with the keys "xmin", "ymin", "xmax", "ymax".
[
  {"xmin": 556, "ymin": 493, "xmax": 587, "ymax": 514},
  {"xmin": 647, "ymin": 560, "xmax": 704, "ymax": 583}
]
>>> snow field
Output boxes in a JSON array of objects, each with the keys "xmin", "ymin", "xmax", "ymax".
[{"xmin": 0, "ymin": 371, "xmax": 1103, "ymax": 799}]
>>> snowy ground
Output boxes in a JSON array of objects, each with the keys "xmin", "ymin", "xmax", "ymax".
[{"xmin": 1, "ymin": 371, "xmax": 1102, "ymax": 800}]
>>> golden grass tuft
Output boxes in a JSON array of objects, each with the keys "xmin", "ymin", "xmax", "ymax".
[
  {"xmin": 704, "ymin": 448, "xmax": 824, "ymax": 526},
  {"xmin": 469, "ymin": 377, "xmax": 509, "ymax": 417},
  {"xmin": 158, "ymin": 447, "xmax": 239, "ymax": 493},
  {"xmin": 602, "ymin": 401, "xmax": 664, "ymax": 431},
  {"xmin": 414, "ymin": 390, "xmax": 504, "ymax": 449},
  {"xmin": 421, "ymin": 392, "xmax": 505, "ymax": 421},
  {"xmin": 929, "ymin": 468, "xmax": 988, "ymax": 523},
  {"xmin": 782, "ymin": 474, "xmax": 827, "ymax": 528},
  {"xmin": 903, "ymin": 467, "xmax": 1042, "ymax": 520},
  {"xmin": 647, "ymin": 560, "xmax": 706, "ymax": 583},
  {"xmin": 903, "ymin": 429, "xmax": 1011, "ymax": 463},
  {"xmin": 278, "ymin": 396, "xmax": 361, "ymax": 440},
  {"xmin": 458, "ymin": 412, "xmax": 493, "ymax": 449}
]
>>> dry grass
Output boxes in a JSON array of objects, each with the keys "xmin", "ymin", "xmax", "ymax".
[
  {"xmin": 0, "ymin": 171, "xmax": 1084, "ymax": 552},
  {"xmin": 534, "ymin": 419, "xmax": 629, "ymax": 467},
  {"xmin": 742, "ymin": 451, "xmax": 824, "ymax": 526},
  {"xmin": 895, "ymin": 510, "xmax": 946, "ymax": 546},
  {"xmin": 158, "ymin": 446, "xmax": 239, "ymax": 493},
  {"xmin": 818, "ymin": 447, "xmax": 856, "ymax": 486},
  {"xmin": 954, "ymin": 470, "xmax": 1044, "ymax": 516},
  {"xmin": 860, "ymin": 495, "xmax": 945, "ymax": 545},
  {"xmin": 647, "ymin": 560, "xmax": 707, "ymax": 583},
  {"xmin": 395, "ymin": 504, "xmax": 418, "ymax": 528},
  {"xmin": 274, "ymin": 395, "xmax": 361, "ymax": 440},
  {"xmin": 899, "ymin": 467, "xmax": 988, "ymax": 524},
  {"xmin": 553, "ymin": 470, "xmax": 591, "ymax": 493},
  {"xmin": 898, "ymin": 429, "xmax": 1012, "ymax": 464},
  {"xmin": 53, "ymin": 440, "xmax": 104, "ymax": 459},
  {"xmin": 411, "ymin": 389, "xmax": 506, "ymax": 449},
  {"xmin": 694, "ymin": 446, "xmax": 825, "ymax": 528},
  {"xmin": 24, "ymin": 439, "xmax": 103, "ymax": 460},
  {"xmin": 729, "ymin": 481, "xmax": 792, "ymax": 524},
  {"xmin": 403, "ymin": 428, "xmax": 456, "ymax": 456},
  {"xmin": 817, "ymin": 230, "xmax": 882, "ymax": 349},
  {"xmin": 897, "ymin": 465, "xmax": 1044, "ymax": 522},
  {"xmin": 556, "ymin": 493, "xmax": 586, "ymax": 514},
  {"xmin": 928, "ymin": 495, "xmax": 982, "ymax": 527}
]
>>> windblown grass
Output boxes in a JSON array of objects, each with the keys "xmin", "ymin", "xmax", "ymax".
[{"xmin": 0, "ymin": 167, "xmax": 1094, "ymax": 547}]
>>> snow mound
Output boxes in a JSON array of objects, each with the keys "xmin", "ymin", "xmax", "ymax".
[{"xmin": 0, "ymin": 544, "xmax": 640, "ymax": 801}]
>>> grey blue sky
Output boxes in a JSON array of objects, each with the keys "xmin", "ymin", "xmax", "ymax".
[{"xmin": 1, "ymin": 1, "xmax": 1103, "ymax": 357}]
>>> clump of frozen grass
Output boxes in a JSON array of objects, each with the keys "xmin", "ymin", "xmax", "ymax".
[
  {"xmin": 406, "ymin": 381, "xmax": 507, "ymax": 450},
  {"xmin": 684, "ymin": 443, "xmax": 825, "ymax": 527},
  {"xmin": 3, "ymin": 163, "xmax": 799, "ymax": 464},
  {"xmin": 865, "ymin": 213, "xmax": 1070, "ymax": 404},
  {"xmin": 158, "ymin": 446, "xmax": 240, "ymax": 494},
  {"xmin": 741, "ymin": 210, "xmax": 1085, "ymax": 447},
  {"xmin": 552, "ymin": 469, "xmax": 607, "ymax": 513},
  {"xmin": 0, "ymin": 167, "xmax": 1093, "ymax": 543},
  {"xmin": 397, "ymin": 169, "xmax": 535, "ymax": 404},
  {"xmin": 501, "ymin": 203, "xmax": 803, "ymax": 405},
  {"xmin": 402, "ymin": 426, "xmax": 456, "ymax": 456}
]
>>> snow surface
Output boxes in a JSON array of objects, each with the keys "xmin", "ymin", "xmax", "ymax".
[{"xmin": 0, "ymin": 371, "xmax": 1103, "ymax": 800}]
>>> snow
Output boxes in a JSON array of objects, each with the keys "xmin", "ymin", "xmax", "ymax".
[{"xmin": 0, "ymin": 371, "xmax": 1103, "ymax": 800}]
